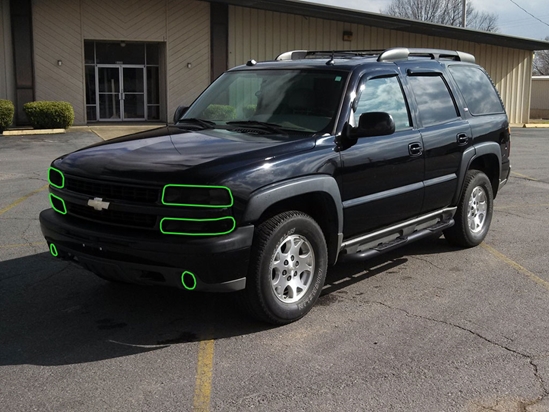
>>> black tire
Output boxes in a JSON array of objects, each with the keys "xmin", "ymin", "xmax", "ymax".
[
  {"xmin": 241, "ymin": 211, "xmax": 328, "ymax": 325},
  {"xmin": 444, "ymin": 170, "xmax": 493, "ymax": 248}
]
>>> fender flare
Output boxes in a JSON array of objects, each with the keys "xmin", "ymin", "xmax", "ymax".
[
  {"xmin": 454, "ymin": 141, "xmax": 502, "ymax": 204},
  {"xmin": 242, "ymin": 175, "xmax": 344, "ymax": 234}
]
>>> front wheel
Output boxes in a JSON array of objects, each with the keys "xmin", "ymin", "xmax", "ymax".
[
  {"xmin": 241, "ymin": 211, "xmax": 328, "ymax": 325},
  {"xmin": 444, "ymin": 170, "xmax": 494, "ymax": 248}
]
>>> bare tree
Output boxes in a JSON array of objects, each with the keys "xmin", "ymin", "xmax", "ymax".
[
  {"xmin": 383, "ymin": 0, "xmax": 499, "ymax": 32},
  {"xmin": 533, "ymin": 37, "xmax": 549, "ymax": 76}
]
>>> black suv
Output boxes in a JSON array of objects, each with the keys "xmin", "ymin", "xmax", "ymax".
[{"xmin": 40, "ymin": 48, "xmax": 511, "ymax": 324}]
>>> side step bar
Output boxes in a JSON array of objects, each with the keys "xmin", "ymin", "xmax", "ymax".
[{"xmin": 338, "ymin": 219, "xmax": 454, "ymax": 263}]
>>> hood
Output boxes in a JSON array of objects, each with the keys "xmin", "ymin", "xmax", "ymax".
[{"xmin": 54, "ymin": 126, "xmax": 315, "ymax": 183}]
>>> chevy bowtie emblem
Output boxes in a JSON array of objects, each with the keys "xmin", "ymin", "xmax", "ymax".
[{"xmin": 88, "ymin": 197, "xmax": 110, "ymax": 211}]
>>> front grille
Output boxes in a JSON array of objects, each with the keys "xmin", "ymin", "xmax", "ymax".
[
  {"xmin": 67, "ymin": 203, "xmax": 157, "ymax": 229},
  {"xmin": 66, "ymin": 177, "xmax": 159, "ymax": 204}
]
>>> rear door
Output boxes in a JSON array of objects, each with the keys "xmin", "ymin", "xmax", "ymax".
[{"xmin": 401, "ymin": 64, "xmax": 472, "ymax": 212}]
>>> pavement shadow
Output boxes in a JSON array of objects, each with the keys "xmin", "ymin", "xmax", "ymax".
[
  {"xmin": 0, "ymin": 236, "xmax": 458, "ymax": 367},
  {"xmin": 321, "ymin": 233, "xmax": 460, "ymax": 296},
  {"xmin": 0, "ymin": 252, "xmax": 270, "ymax": 367}
]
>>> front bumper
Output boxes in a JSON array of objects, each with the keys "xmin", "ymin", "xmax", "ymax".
[{"xmin": 40, "ymin": 209, "xmax": 254, "ymax": 292}]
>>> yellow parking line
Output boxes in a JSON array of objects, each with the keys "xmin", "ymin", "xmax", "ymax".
[
  {"xmin": 481, "ymin": 243, "xmax": 549, "ymax": 291},
  {"xmin": 0, "ymin": 184, "xmax": 49, "ymax": 216},
  {"xmin": 511, "ymin": 171, "xmax": 538, "ymax": 181},
  {"xmin": 495, "ymin": 203, "xmax": 549, "ymax": 211},
  {"xmin": 193, "ymin": 339, "xmax": 215, "ymax": 411},
  {"xmin": 0, "ymin": 242, "xmax": 45, "ymax": 249}
]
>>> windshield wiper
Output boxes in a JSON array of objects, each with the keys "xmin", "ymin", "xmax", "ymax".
[
  {"xmin": 175, "ymin": 118, "xmax": 216, "ymax": 130},
  {"xmin": 226, "ymin": 120, "xmax": 287, "ymax": 135}
]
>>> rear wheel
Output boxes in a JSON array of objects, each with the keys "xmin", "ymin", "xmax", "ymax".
[
  {"xmin": 444, "ymin": 170, "xmax": 493, "ymax": 247},
  {"xmin": 242, "ymin": 211, "xmax": 327, "ymax": 325}
]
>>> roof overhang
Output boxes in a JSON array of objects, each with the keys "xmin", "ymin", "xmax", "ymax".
[{"xmin": 208, "ymin": 0, "xmax": 549, "ymax": 51}]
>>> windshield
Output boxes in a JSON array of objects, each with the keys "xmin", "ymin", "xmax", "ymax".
[{"xmin": 182, "ymin": 69, "xmax": 347, "ymax": 135}]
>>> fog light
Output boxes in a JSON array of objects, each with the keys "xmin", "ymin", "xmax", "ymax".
[
  {"xmin": 181, "ymin": 271, "xmax": 197, "ymax": 290},
  {"xmin": 49, "ymin": 243, "xmax": 59, "ymax": 257}
]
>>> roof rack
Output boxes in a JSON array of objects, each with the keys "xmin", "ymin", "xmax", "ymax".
[{"xmin": 275, "ymin": 47, "xmax": 475, "ymax": 64}]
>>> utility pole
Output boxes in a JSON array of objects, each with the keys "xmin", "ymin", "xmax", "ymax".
[{"xmin": 462, "ymin": 0, "xmax": 467, "ymax": 27}]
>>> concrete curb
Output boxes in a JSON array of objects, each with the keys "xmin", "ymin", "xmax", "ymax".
[
  {"xmin": 3, "ymin": 128, "xmax": 65, "ymax": 136},
  {"xmin": 511, "ymin": 123, "xmax": 549, "ymax": 128}
]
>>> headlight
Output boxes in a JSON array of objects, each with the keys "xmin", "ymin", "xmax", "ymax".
[
  {"xmin": 160, "ymin": 217, "xmax": 236, "ymax": 236},
  {"xmin": 48, "ymin": 167, "xmax": 65, "ymax": 189},
  {"xmin": 49, "ymin": 193, "xmax": 67, "ymax": 215},
  {"xmin": 161, "ymin": 184, "xmax": 233, "ymax": 208}
]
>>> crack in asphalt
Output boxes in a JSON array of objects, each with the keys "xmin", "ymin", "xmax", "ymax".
[
  {"xmin": 368, "ymin": 300, "xmax": 549, "ymax": 407},
  {"xmin": 20, "ymin": 220, "xmax": 42, "ymax": 255},
  {"xmin": 408, "ymin": 255, "xmax": 445, "ymax": 270}
]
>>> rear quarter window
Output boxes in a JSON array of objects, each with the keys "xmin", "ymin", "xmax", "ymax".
[
  {"xmin": 448, "ymin": 66, "xmax": 504, "ymax": 115},
  {"xmin": 407, "ymin": 75, "xmax": 459, "ymax": 127}
]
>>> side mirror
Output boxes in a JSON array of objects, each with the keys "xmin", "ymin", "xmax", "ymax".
[
  {"xmin": 354, "ymin": 112, "xmax": 395, "ymax": 138},
  {"xmin": 173, "ymin": 106, "xmax": 188, "ymax": 124}
]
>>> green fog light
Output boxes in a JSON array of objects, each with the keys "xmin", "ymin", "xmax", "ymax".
[
  {"xmin": 49, "ymin": 243, "xmax": 58, "ymax": 257},
  {"xmin": 181, "ymin": 271, "xmax": 197, "ymax": 290}
]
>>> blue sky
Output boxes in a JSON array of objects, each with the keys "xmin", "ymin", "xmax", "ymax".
[{"xmin": 300, "ymin": 0, "xmax": 549, "ymax": 40}]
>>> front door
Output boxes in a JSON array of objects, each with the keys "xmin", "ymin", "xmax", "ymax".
[{"xmin": 97, "ymin": 65, "xmax": 146, "ymax": 121}]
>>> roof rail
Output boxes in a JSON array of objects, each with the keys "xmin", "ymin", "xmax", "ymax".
[
  {"xmin": 275, "ymin": 50, "xmax": 382, "ymax": 61},
  {"xmin": 275, "ymin": 48, "xmax": 475, "ymax": 64},
  {"xmin": 377, "ymin": 48, "xmax": 475, "ymax": 63}
]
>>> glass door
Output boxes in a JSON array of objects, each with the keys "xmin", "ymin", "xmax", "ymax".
[
  {"xmin": 122, "ymin": 66, "xmax": 146, "ymax": 120},
  {"xmin": 97, "ymin": 65, "xmax": 146, "ymax": 121},
  {"xmin": 98, "ymin": 65, "xmax": 121, "ymax": 120}
]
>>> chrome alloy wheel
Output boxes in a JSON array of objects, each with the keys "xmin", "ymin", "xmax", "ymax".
[
  {"xmin": 270, "ymin": 234, "xmax": 315, "ymax": 303},
  {"xmin": 468, "ymin": 186, "xmax": 488, "ymax": 234}
]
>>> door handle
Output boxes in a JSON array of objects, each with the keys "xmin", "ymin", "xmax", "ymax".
[
  {"xmin": 408, "ymin": 142, "xmax": 423, "ymax": 157},
  {"xmin": 456, "ymin": 133, "xmax": 469, "ymax": 145}
]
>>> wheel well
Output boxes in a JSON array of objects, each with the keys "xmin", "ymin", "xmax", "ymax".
[
  {"xmin": 469, "ymin": 154, "xmax": 500, "ymax": 198},
  {"xmin": 257, "ymin": 192, "xmax": 340, "ymax": 265}
]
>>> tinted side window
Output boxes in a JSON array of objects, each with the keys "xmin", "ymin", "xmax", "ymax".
[
  {"xmin": 408, "ymin": 75, "xmax": 459, "ymax": 127},
  {"xmin": 448, "ymin": 66, "xmax": 504, "ymax": 115},
  {"xmin": 355, "ymin": 76, "xmax": 411, "ymax": 131}
]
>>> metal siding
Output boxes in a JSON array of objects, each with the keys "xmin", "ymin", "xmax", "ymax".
[
  {"xmin": 228, "ymin": 6, "xmax": 533, "ymax": 123},
  {"xmin": 33, "ymin": 0, "xmax": 85, "ymax": 124},
  {"xmin": 32, "ymin": 0, "xmax": 210, "ymax": 124},
  {"xmin": 82, "ymin": 0, "xmax": 167, "ymax": 41},
  {"xmin": 166, "ymin": 0, "xmax": 210, "ymax": 117},
  {"xmin": 531, "ymin": 78, "xmax": 549, "ymax": 108}
]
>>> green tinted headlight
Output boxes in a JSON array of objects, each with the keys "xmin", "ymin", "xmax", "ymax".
[
  {"xmin": 49, "ymin": 193, "xmax": 67, "ymax": 215},
  {"xmin": 161, "ymin": 184, "xmax": 233, "ymax": 208},
  {"xmin": 48, "ymin": 167, "xmax": 65, "ymax": 189},
  {"xmin": 160, "ymin": 217, "xmax": 236, "ymax": 236}
]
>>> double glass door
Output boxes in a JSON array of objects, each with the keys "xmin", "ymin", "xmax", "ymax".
[{"xmin": 98, "ymin": 65, "xmax": 145, "ymax": 121}]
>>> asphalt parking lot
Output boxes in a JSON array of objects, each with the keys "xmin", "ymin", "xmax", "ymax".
[{"xmin": 1, "ymin": 127, "xmax": 548, "ymax": 412}]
